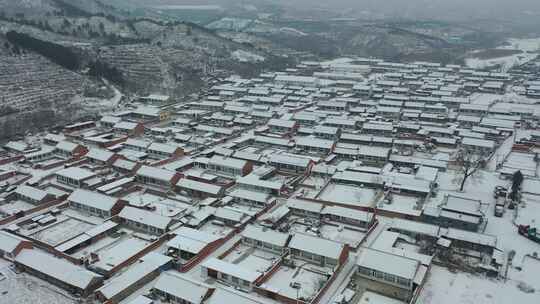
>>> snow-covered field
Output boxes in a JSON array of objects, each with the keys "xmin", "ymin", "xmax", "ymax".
[
  {"xmin": 232, "ymin": 50, "xmax": 265, "ymax": 63},
  {"xmin": 465, "ymin": 53, "xmax": 535, "ymax": 71},
  {"xmin": 418, "ymin": 265, "xmax": 539, "ymax": 304},
  {"xmin": 466, "ymin": 37, "xmax": 540, "ymax": 71}
]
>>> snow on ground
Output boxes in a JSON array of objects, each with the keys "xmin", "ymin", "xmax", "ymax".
[
  {"xmin": 279, "ymin": 27, "xmax": 308, "ymax": 36},
  {"xmin": 207, "ymin": 18, "xmax": 253, "ymax": 31},
  {"xmin": 0, "ymin": 261, "xmax": 77, "ymax": 304},
  {"xmin": 427, "ymin": 137, "xmax": 540, "ymax": 299},
  {"xmin": 466, "ymin": 37, "xmax": 540, "ymax": 71},
  {"xmin": 289, "ymin": 221, "xmax": 366, "ymax": 247},
  {"xmin": 465, "ymin": 38, "xmax": 540, "ymax": 71},
  {"xmin": 318, "ymin": 183, "xmax": 377, "ymax": 208},
  {"xmin": 377, "ymin": 194, "xmax": 422, "ymax": 217},
  {"xmin": 262, "ymin": 263, "xmax": 330, "ymax": 300},
  {"xmin": 501, "ymin": 38, "xmax": 540, "ymax": 52},
  {"xmin": 516, "ymin": 194, "xmax": 540, "ymax": 227},
  {"xmin": 508, "ymin": 256, "xmax": 540, "ymax": 291},
  {"xmin": 29, "ymin": 217, "xmax": 95, "ymax": 247},
  {"xmin": 465, "ymin": 53, "xmax": 536, "ymax": 71},
  {"xmin": 232, "ymin": 50, "xmax": 265, "ymax": 63},
  {"xmin": 418, "ymin": 265, "xmax": 540, "ymax": 304}
]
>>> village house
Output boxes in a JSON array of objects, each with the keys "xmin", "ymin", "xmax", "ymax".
[
  {"xmin": 0, "ymin": 231, "xmax": 33, "ymax": 261},
  {"xmin": 288, "ymin": 233, "xmax": 348, "ymax": 267},
  {"xmin": 241, "ymin": 225, "xmax": 290, "ymax": 254},
  {"xmin": 14, "ymin": 249, "xmax": 103, "ymax": 297},
  {"xmin": 55, "ymin": 167, "xmax": 97, "ymax": 188},
  {"xmin": 135, "ymin": 166, "xmax": 182, "ymax": 189},
  {"xmin": 356, "ymin": 248, "xmax": 426, "ymax": 302},
  {"xmin": 152, "ymin": 272, "xmax": 213, "ymax": 304},
  {"xmin": 67, "ymin": 189, "xmax": 125, "ymax": 218},
  {"xmin": 118, "ymin": 206, "xmax": 173, "ymax": 235},
  {"xmin": 54, "ymin": 141, "xmax": 88, "ymax": 159},
  {"xmin": 201, "ymin": 258, "xmax": 262, "ymax": 291},
  {"xmin": 207, "ymin": 155, "xmax": 253, "ymax": 177}
]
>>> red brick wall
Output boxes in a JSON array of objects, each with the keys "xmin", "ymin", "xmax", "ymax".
[
  {"xmin": 217, "ymin": 239, "xmax": 241, "ymax": 260},
  {"xmin": 253, "ymin": 286, "xmax": 308, "ymax": 304},
  {"xmin": 179, "ymin": 230, "xmax": 237, "ymax": 273},
  {"xmin": 311, "ymin": 257, "xmax": 346, "ymax": 304},
  {"xmin": 0, "ymin": 155, "xmax": 24, "ymax": 165},
  {"xmin": 254, "ymin": 253, "xmax": 287, "ymax": 286}
]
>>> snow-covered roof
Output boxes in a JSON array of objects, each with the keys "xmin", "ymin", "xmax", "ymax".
[
  {"xmin": 295, "ymin": 136, "xmax": 335, "ymax": 149},
  {"xmin": 213, "ymin": 207, "xmax": 249, "ymax": 223},
  {"xmin": 86, "ymin": 148, "xmax": 115, "ymax": 162},
  {"xmin": 322, "ymin": 205, "xmax": 373, "ymax": 223},
  {"xmin": 202, "ymin": 258, "xmax": 260, "ymax": 282},
  {"xmin": 415, "ymin": 166, "xmax": 439, "ymax": 182},
  {"xmin": 268, "ymin": 118, "xmax": 296, "ymax": 129},
  {"xmin": 208, "ymin": 155, "xmax": 248, "ymax": 170},
  {"xmin": 443, "ymin": 195, "xmax": 482, "ymax": 217},
  {"xmin": 15, "ymin": 249, "xmax": 101, "ymax": 290},
  {"xmin": 112, "ymin": 158, "xmax": 138, "ymax": 171},
  {"xmin": 391, "ymin": 218, "xmax": 440, "ymax": 237},
  {"xmin": 242, "ymin": 225, "xmax": 289, "ymax": 248},
  {"xmin": 100, "ymin": 115, "xmax": 122, "ymax": 124},
  {"xmin": 357, "ymin": 248, "xmax": 419, "ymax": 280},
  {"xmin": 287, "ymin": 198, "xmax": 323, "ymax": 213},
  {"xmin": 114, "ymin": 121, "xmax": 139, "ymax": 130},
  {"xmin": 462, "ymin": 137, "xmax": 495, "ymax": 149},
  {"xmin": 15, "ymin": 185, "xmax": 49, "ymax": 201},
  {"xmin": 55, "ymin": 140, "xmax": 79, "ymax": 152},
  {"xmin": 167, "ymin": 227, "xmax": 221, "ymax": 254},
  {"xmin": 132, "ymin": 106, "xmax": 162, "ymax": 117},
  {"xmin": 124, "ymin": 138, "xmax": 151, "ymax": 149},
  {"xmin": 254, "ymin": 135, "xmax": 293, "ymax": 147},
  {"xmin": 443, "ymin": 228, "xmax": 497, "ymax": 247},
  {"xmin": 383, "ymin": 174, "xmax": 431, "ymax": 194},
  {"xmin": 236, "ymin": 173, "xmax": 284, "ymax": 190},
  {"xmin": 228, "ymin": 187, "xmax": 270, "ymax": 203},
  {"xmin": 68, "ymin": 189, "xmax": 119, "ymax": 211},
  {"xmin": 332, "ymin": 171, "xmax": 383, "ymax": 186},
  {"xmin": 119, "ymin": 206, "xmax": 172, "ymax": 230},
  {"xmin": 148, "ymin": 142, "xmax": 180, "ymax": 154},
  {"xmin": 56, "ymin": 167, "xmax": 96, "ymax": 180},
  {"xmin": 269, "ymin": 154, "xmax": 312, "ymax": 168},
  {"xmin": 206, "ymin": 288, "xmax": 262, "ymax": 304},
  {"xmin": 176, "ymin": 179, "xmax": 222, "ymax": 196},
  {"xmin": 97, "ymin": 253, "xmax": 171, "ymax": 299},
  {"xmin": 137, "ymin": 165, "xmax": 177, "ymax": 182},
  {"xmin": 126, "ymin": 295, "xmax": 153, "ymax": 304},
  {"xmin": 154, "ymin": 272, "xmax": 210, "ymax": 304},
  {"xmin": 0, "ymin": 231, "xmax": 28, "ymax": 253},
  {"xmin": 288, "ymin": 233, "xmax": 343, "ymax": 260},
  {"xmin": 44, "ymin": 133, "xmax": 66, "ymax": 143}
]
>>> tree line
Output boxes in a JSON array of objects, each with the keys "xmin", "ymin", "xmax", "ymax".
[{"xmin": 6, "ymin": 31, "xmax": 80, "ymax": 70}]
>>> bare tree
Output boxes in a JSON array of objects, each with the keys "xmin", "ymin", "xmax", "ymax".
[{"xmin": 456, "ymin": 148, "xmax": 484, "ymax": 191}]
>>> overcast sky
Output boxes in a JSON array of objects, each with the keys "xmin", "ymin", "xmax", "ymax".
[
  {"xmin": 133, "ymin": 0, "xmax": 540, "ymax": 22},
  {"xmin": 264, "ymin": 0, "xmax": 540, "ymax": 19}
]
